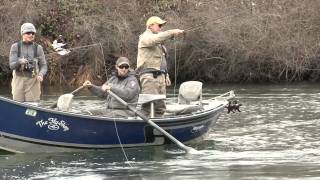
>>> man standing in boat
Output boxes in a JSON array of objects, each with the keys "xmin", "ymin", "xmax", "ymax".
[
  {"xmin": 83, "ymin": 57, "xmax": 140, "ymax": 117},
  {"xmin": 9, "ymin": 23, "xmax": 48, "ymax": 102},
  {"xmin": 136, "ymin": 16, "xmax": 184, "ymax": 116}
]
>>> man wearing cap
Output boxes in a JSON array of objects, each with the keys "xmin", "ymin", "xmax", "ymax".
[
  {"xmin": 83, "ymin": 57, "xmax": 140, "ymax": 117},
  {"xmin": 136, "ymin": 16, "xmax": 184, "ymax": 116},
  {"xmin": 9, "ymin": 23, "xmax": 48, "ymax": 102}
]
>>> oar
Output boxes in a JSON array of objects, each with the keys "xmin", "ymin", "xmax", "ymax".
[
  {"xmin": 50, "ymin": 86, "xmax": 85, "ymax": 109},
  {"xmin": 107, "ymin": 90, "xmax": 200, "ymax": 154}
]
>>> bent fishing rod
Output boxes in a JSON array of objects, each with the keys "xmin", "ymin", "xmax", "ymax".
[{"xmin": 184, "ymin": 9, "xmax": 249, "ymax": 33}]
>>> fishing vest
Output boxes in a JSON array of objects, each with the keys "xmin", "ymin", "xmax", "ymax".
[
  {"xmin": 17, "ymin": 41, "xmax": 39, "ymax": 76},
  {"xmin": 17, "ymin": 41, "xmax": 38, "ymax": 58}
]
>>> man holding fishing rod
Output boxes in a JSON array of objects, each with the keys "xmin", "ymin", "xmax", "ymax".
[
  {"xmin": 9, "ymin": 23, "xmax": 47, "ymax": 102},
  {"xmin": 136, "ymin": 16, "xmax": 184, "ymax": 117}
]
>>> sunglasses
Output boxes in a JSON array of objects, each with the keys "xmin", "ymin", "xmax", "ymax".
[
  {"xmin": 25, "ymin": 32, "xmax": 35, "ymax": 35},
  {"xmin": 118, "ymin": 65, "xmax": 129, "ymax": 69}
]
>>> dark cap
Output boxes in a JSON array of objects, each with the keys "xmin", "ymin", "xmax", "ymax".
[{"xmin": 116, "ymin": 57, "xmax": 130, "ymax": 66}]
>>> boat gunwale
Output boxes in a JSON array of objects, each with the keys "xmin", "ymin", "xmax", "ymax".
[{"xmin": 0, "ymin": 95, "xmax": 226, "ymax": 124}]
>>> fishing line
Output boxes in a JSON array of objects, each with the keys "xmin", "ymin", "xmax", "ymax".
[
  {"xmin": 112, "ymin": 117, "xmax": 133, "ymax": 167},
  {"xmin": 99, "ymin": 42, "xmax": 108, "ymax": 79},
  {"xmin": 173, "ymin": 37, "xmax": 178, "ymax": 101},
  {"xmin": 184, "ymin": 8, "xmax": 249, "ymax": 33},
  {"xmin": 85, "ymin": 44, "xmax": 131, "ymax": 163},
  {"xmin": 108, "ymin": 69, "xmax": 132, "ymax": 167},
  {"xmin": 169, "ymin": 7, "xmax": 249, "ymax": 93}
]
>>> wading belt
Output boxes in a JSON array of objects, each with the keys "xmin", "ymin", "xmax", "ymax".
[{"xmin": 140, "ymin": 70, "xmax": 166, "ymax": 79}]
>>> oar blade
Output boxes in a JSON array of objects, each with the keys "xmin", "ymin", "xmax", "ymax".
[
  {"xmin": 57, "ymin": 93, "xmax": 74, "ymax": 111},
  {"xmin": 50, "ymin": 86, "xmax": 85, "ymax": 109}
]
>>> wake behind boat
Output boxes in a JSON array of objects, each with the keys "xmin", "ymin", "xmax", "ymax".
[{"xmin": 0, "ymin": 81, "xmax": 235, "ymax": 153}]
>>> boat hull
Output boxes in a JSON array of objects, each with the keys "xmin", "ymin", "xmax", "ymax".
[{"xmin": 0, "ymin": 96, "xmax": 225, "ymax": 153}]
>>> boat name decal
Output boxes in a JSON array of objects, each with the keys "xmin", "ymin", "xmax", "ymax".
[
  {"xmin": 36, "ymin": 118, "xmax": 69, "ymax": 131},
  {"xmin": 191, "ymin": 125, "xmax": 205, "ymax": 133}
]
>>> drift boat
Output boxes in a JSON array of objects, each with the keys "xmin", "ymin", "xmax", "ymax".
[{"xmin": 0, "ymin": 81, "xmax": 234, "ymax": 153}]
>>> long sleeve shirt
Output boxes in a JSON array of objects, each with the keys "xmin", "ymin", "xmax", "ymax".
[{"xmin": 9, "ymin": 41, "xmax": 47, "ymax": 77}]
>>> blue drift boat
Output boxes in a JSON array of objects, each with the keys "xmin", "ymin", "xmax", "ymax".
[{"xmin": 0, "ymin": 81, "xmax": 235, "ymax": 153}]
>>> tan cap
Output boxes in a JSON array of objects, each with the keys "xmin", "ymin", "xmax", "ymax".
[
  {"xmin": 116, "ymin": 57, "xmax": 130, "ymax": 66},
  {"xmin": 146, "ymin": 16, "xmax": 167, "ymax": 27}
]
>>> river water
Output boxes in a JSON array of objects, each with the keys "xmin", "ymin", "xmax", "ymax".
[{"xmin": 1, "ymin": 83, "xmax": 320, "ymax": 179}]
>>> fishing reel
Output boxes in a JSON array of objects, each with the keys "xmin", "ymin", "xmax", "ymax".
[
  {"xmin": 225, "ymin": 100, "xmax": 242, "ymax": 113},
  {"xmin": 24, "ymin": 58, "xmax": 34, "ymax": 72}
]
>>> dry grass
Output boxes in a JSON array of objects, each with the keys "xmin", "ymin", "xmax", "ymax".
[{"xmin": 1, "ymin": 0, "xmax": 320, "ymax": 84}]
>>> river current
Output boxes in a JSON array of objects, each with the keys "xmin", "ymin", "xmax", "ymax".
[{"xmin": 0, "ymin": 83, "xmax": 320, "ymax": 179}]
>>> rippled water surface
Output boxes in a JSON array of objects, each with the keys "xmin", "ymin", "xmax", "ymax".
[{"xmin": 1, "ymin": 83, "xmax": 320, "ymax": 179}]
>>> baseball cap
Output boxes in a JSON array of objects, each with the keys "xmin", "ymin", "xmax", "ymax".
[
  {"xmin": 146, "ymin": 16, "xmax": 167, "ymax": 27},
  {"xmin": 116, "ymin": 57, "xmax": 130, "ymax": 66}
]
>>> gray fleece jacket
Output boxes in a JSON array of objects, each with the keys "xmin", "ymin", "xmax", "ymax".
[
  {"xmin": 89, "ymin": 72, "xmax": 140, "ymax": 109},
  {"xmin": 9, "ymin": 41, "xmax": 47, "ymax": 77}
]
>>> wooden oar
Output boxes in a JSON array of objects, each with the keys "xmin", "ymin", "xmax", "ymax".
[
  {"xmin": 107, "ymin": 90, "xmax": 199, "ymax": 154},
  {"xmin": 50, "ymin": 86, "xmax": 85, "ymax": 109}
]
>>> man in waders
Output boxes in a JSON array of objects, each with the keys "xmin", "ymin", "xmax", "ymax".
[
  {"xmin": 9, "ymin": 23, "xmax": 48, "ymax": 102},
  {"xmin": 136, "ymin": 16, "xmax": 184, "ymax": 117}
]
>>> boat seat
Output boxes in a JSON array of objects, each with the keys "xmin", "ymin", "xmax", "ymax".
[
  {"xmin": 137, "ymin": 94, "xmax": 166, "ymax": 105},
  {"xmin": 178, "ymin": 81, "xmax": 203, "ymax": 105},
  {"xmin": 165, "ymin": 104, "xmax": 203, "ymax": 115},
  {"xmin": 164, "ymin": 81, "xmax": 204, "ymax": 115},
  {"xmin": 137, "ymin": 94, "xmax": 166, "ymax": 118}
]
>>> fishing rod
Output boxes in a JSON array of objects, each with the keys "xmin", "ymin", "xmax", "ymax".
[
  {"xmin": 171, "ymin": 7, "xmax": 249, "ymax": 96},
  {"xmin": 45, "ymin": 43, "xmax": 101, "ymax": 56},
  {"xmin": 184, "ymin": 9, "xmax": 249, "ymax": 33}
]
